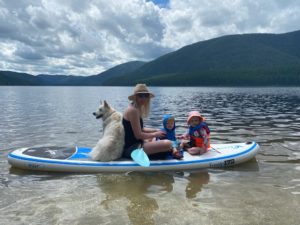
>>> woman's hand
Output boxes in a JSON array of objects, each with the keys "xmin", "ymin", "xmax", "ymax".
[{"xmin": 154, "ymin": 130, "xmax": 166, "ymax": 139}]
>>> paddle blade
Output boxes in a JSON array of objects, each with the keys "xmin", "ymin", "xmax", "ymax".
[{"xmin": 131, "ymin": 148, "xmax": 150, "ymax": 167}]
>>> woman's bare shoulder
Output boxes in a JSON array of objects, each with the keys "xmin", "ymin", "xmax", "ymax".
[{"xmin": 124, "ymin": 105, "xmax": 139, "ymax": 119}]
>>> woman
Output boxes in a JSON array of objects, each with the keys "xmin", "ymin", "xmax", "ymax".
[{"xmin": 122, "ymin": 84, "xmax": 174, "ymax": 159}]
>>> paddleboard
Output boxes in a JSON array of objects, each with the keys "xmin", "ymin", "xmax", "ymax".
[{"xmin": 7, "ymin": 142, "xmax": 259, "ymax": 173}]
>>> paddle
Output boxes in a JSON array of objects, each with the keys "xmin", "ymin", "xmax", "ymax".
[
  {"xmin": 131, "ymin": 148, "xmax": 150, "ymax": 167},
  {"xmin": 210, "ymin": 146, "xmax": 221, "ymax": 153},
  {"xmin": 172, "ymin": 140, "xmax": 178, "ymax": 148}
]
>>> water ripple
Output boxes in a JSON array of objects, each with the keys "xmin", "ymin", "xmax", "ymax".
[{"xmin": 1, "ymin": 86, "xmax": 300, "ymax": 225}]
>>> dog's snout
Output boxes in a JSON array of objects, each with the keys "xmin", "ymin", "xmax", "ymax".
[{"xmin": 93, "ymin": 112, "xmax": 96, "ymax": 116}]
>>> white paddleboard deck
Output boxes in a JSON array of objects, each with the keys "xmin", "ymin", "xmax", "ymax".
[{"xmin": 8, "ymin": 142, "xmax": 259, "ymax": 173}]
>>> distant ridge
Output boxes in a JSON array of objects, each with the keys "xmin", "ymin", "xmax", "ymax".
[
  {"xmin": 0, "ymin": 61, "xmax": 146, "ymax": 86},
  {"xmin": 81, "ymin": 61, "xmax": 146, "ymax": 85},
  {"xmin": 0, "ymin": 71, "xmax": 40, "ymax": 85},
  {"xmin": 104, "ymin": 30, "xmax": 300, "ymax": 86},
  {"xmin": 1, "ymin": 30, "xmax": 300, "ymax": 86}
]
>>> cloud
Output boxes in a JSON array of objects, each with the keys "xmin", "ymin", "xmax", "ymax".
[
  {"xmin": 160, "ymin": 0, "xmax": 300, "ymax": 48},
  {"xmin": 0, "ymin": 0, "xmax": 299, "ymax": 76}
]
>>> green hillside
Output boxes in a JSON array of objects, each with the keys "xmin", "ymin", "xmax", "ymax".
[
  {"xmin": 0, "ymin": 71, "xmax": 40, "ymax": 85},
  {"xmin": 81, "ymin": 61, "xmax": 146, "ymax": 85},
  {"xmin": 0, "ymin": 61, "xmax": 145, "ymax": 86},
  {"xmin": 104, "ymin": 30, "xmax": 300, "ymax": 86}
]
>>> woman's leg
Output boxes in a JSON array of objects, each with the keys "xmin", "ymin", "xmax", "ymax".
[
  {"xmin": 122, "ymin": 142, "xmax": 142, "ymax": 158},
  {"xmin": 143, "ymin": 139, "xmax": 172, "ymax": 155}
]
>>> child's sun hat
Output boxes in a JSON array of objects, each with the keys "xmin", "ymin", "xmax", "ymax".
[{"xmin": 187, "ymin": 111, "xmax": 203, "ymax": 124}]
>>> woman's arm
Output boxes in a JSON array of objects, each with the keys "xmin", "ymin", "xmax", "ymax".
[
  {"xmin": 143, "ymin": 127, "xmax": 159, "ymax": 133},
  {"xmin": 127, "ymin": 106, "xmax": 163, "ymax": 140}
]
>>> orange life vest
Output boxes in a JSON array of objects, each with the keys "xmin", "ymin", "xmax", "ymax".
[{"xmin": 189, "ymin": 122, "xmax": 210, "ymax": 149}]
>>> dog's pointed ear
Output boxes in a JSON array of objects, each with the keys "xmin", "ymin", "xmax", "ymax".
[{"xmin": 104, "ymin": 100, "xmax": 110, "ymax": 108}]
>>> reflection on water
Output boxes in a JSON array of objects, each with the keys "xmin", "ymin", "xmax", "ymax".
[
  {"xmin": 98, "ymin": 172, "xmax": 174, "ymax": 225},
  {"xmin": 97, "ymin": 170, "xmax": 211, "ymax": 225},
  {"xmin": 1, "ymin": 86, "xmax": 300, "ymax": 225},
  {"xmin": 185, "ymin": 171, "xmax": 210, "ymax": 199}
]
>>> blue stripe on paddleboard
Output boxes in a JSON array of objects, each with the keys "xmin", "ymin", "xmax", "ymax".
[
  {"xmin": 147, "ymin": 142, "xmax": 258, "ymax": 166},
  {"xmin": 68, "ymin": 147, "xmax": 91, "ymax": 159},
  {"xmin": 8, "ymin": 143, "xmax": 258, "ymax": 168}
]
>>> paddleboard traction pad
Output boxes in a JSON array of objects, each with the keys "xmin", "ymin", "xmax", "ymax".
[{"xmin": 23, "ymin": 147, "xmax": 76, "ymax": 160}]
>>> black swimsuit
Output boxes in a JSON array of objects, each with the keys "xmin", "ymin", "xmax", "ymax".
[
  {"xmin": 122, "ymin": 117, "xmax": 170, "ymax": 160},
  {"xmin": 122, "ymin": 118, "xmax": 143, "ymax": 158}
]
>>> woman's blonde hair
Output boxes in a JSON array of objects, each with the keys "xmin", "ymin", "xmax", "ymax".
[
  {"xmin": 128, "ymin": 84, "xmax": 153, "ymax": 118},
  {"xmin": 131, "ymin": 97, "xmax": 151, "ymax": 118}
]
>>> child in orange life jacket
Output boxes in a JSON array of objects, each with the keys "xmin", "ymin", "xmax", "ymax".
[
  {"xmin": 157, "ymin": 114, "xmax": 183, "ymax": 159},
  {"xmin": 180, "ymin": 111, "xmax": 210, "ymax": 155}
]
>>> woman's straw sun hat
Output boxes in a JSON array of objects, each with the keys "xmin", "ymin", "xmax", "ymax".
[{"xmin": 128, "ymin": 84, "xmax": 154, "ymax": 100}]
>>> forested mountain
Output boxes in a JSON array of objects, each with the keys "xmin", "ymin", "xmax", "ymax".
[
  {"xmin": 103, "ymin": 30, "xmax": 300, "ymax": 86},
  {"xmin": 0, "ymin": 71, "xmax": 40, "ymax": 85},
  {"xmin": 80, "ymin": 61, "xmax": 146, "ymax": 85},
  {"xmin": 0, "ymin": 61, "xmax": 145, "ymax": 86},
  {"xmin": 1, "ymin": 30, "xmax": 300, "ymax": 86}
]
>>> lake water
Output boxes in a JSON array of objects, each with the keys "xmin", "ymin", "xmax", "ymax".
[{"xmin": 0, "ymin": 86, "xmax": 299, "ymax": 225}]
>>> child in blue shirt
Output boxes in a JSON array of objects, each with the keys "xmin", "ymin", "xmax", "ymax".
[{"xmin": 158, "ymin": 114, "xmax": 183, "ymax": 159}]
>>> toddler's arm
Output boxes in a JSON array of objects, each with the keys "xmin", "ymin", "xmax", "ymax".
[
  {"xmin": 200, "ymin": 128, "xmax": 210, "ymax": 149},
  {"xmin": 177, "ymin": 133, "xmax": 189, "ymax": 139}
]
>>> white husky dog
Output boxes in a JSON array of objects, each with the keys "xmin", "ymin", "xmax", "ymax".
[{"xmin": 89, "ymin": 100, "xmax": 125, "ymax": 161}]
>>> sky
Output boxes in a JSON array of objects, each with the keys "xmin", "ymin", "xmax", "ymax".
[{"xmin": 0, "ymin": 0, "xmax": 300, "ymax": 76}]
